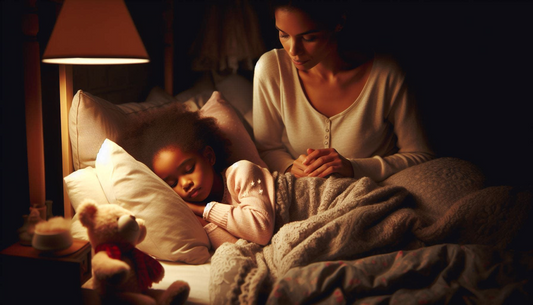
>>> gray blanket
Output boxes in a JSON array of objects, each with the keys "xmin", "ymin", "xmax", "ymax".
[{"xmin": 209, "ymin": 158, "xmax": 533, "ymax": 304}]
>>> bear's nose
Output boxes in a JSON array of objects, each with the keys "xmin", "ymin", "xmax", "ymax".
[{"xmin": 118, "ymin": 214, "xmax": 139, "ymax": 234}]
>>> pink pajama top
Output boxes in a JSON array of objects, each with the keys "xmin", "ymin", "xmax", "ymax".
[{"xmin": 202, "ymin": 160, "xmax": 275, "ymax": 248}]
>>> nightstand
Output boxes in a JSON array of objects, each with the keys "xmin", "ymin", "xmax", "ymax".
[{"xmin": 0, "ymin": 239, "xmax": 91, "ymax": 304}]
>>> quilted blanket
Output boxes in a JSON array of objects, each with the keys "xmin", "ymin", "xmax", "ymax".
[
  {"xmin": 209, "ymin": 158, "xmax": 533, "ymax": 304},
  {"xmin": 266, "ymin": 243, "xmax": 533, "ymax": 304}
]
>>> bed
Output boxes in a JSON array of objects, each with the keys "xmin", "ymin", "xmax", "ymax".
[
  {"xmin": 63, "ymin": 75, "xmax": 533, "ymax": 305},
  {"xmin": 38, "ymin": 2, "xmax": 532, "ymax": 305}
]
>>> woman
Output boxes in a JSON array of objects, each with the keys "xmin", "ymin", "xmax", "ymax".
[{"xmin": 253, "ymin": 0, "xmax": 434, "ymax": 181}]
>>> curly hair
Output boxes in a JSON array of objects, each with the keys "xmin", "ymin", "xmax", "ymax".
[{"xmin": 120, "ymin": 106, "xmax": 231, "ymax": 173}]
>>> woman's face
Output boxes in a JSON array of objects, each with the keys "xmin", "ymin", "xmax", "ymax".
[
  {"xmin": 275, "ymin": 8, "xmax": 337, "ymax": 71},
  {"xmin": 152, "ymin": 145, "xmax": 216, "ymax": 203}
]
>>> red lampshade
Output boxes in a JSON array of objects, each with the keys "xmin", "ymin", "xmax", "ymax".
[{"xmin": 42, "ymin": 0, "xmax": 149, "ymax": 65}]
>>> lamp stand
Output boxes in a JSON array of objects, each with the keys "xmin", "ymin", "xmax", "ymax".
[
  {"xmin": 23, "ymin": 0, "xmax": 46, "ymax": 213},
  {"xmin": 59, "ymin": 64, "xmax": 74, "ymax": 218}
]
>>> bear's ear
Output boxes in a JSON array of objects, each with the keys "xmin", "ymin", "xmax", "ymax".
[{"xmin": 77, "ymin": 199, "xmax": 98, "ymax": 228}]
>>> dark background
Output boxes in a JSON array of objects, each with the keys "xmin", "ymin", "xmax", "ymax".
[{"xmin": 2, "ymin": 0, "xmax": 532, "ymax": 249}]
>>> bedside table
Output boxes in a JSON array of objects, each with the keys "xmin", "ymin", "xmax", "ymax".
[{"xmin": 0, "ymin": 239, "xmax": 92, "ymax": 304}]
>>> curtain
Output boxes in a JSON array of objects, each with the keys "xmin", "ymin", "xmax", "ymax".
[{"xmin": 190, "ymin": 0, "xmax": 265, "ymax": 73}]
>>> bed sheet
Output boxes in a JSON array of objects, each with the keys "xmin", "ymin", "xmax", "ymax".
[{"xmin": 153, "ymin": 261, "xmax": 211, "ymax": 305}]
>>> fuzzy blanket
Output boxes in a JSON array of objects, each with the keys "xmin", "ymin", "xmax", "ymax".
[{"xmin": 209, "ymin": 158, "xmax": 533, "ymax": 304}]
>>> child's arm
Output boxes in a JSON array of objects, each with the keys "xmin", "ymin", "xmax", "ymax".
[
  {"xmin": 184, "ymin": 202, "xmax": 237, "ymax": 249},
  {"xmin": 204, "ymin": 223, "xmax": 238, "ymax": 250},
  {"xmin": 203, "ymin": 161, "xmax": 276, "ymax": 245}
]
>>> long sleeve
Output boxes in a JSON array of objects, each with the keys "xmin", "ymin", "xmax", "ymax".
[
  {"xmin": 203, "ymin": 161, "xmax": 275, "ymax": 246},
  {"xmin": 253, "ymin": 51, "xmax": 295, "ymax": 173},
  {"xmin": 346, "ymin": 58, "xmax": 434, "ymax": 181},
  {"xmin": 203, "ymin": 223, "xmax": 238, "ymax": 250}
]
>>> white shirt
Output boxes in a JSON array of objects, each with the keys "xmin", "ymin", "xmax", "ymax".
[{"xmin": 253, "ymin": 49, "xmax": 434, "ymax": 181}]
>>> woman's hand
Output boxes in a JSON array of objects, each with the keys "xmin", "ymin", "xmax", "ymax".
[
  {"xmin": 288, "ymin": 154, "xmax": 311, "ymax": 177},
  {"xmin": 301, "ymin": 148, "xmax": 354, "ymax": 178}
]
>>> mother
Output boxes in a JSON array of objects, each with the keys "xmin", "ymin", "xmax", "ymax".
[{"xmin": 253, "ymin": 0, "xmax": 434, "ymax": 181}]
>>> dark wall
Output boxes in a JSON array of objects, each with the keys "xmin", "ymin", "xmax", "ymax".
[
  {"xmin": 1, "ymin": 0, "xmax": 29, "ymax": 249},
  {"xmin": 353, "ymin": 3, "xmax": 533, "ymax": 187}
]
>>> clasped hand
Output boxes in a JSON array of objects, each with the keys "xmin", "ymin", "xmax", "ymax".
[{"xmin": 289, "ymin": 148, "xmax": 354, "ymax": 178}]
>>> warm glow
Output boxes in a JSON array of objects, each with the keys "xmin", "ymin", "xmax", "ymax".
[
  {"xmin": 39, "ymin": 0, "xmax": 149, "ymax": 218},
  {"xmin": 42, "ymin": 58, "xmax": 150, "ymax": 65}
]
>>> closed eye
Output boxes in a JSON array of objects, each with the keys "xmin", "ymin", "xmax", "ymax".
[
  {"xmin": 167, "ymin": 179, "xmax": 177, "ymax": 188},
  {"xmin": 184, "ymin": 164, "xmax": 195, "ymax": 174},
  {"xmin": 276, "ymin": 26, "xmax": 321, "ymax": 42}
]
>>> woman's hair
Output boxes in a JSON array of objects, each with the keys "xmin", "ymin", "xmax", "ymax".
[
  {"xmin": 269, "ymin": 0, "xmax": 348, "ymax": 31},
  {"xmin": 120, "ymin": 107, "xmax": 231, "ymax": 173},
  {"xmin": 269, "ymin": 0, "xmax": 372, "ymax": 54}
]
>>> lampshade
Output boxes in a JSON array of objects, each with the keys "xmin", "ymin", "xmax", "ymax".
[{"xmin": 42, "ymin": 0, "xmax": 149, "ymax": 65}]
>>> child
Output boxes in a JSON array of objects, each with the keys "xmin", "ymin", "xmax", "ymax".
[{"xmin": 121, "ymin": 109, "xmax": 275, "ymax": 250}]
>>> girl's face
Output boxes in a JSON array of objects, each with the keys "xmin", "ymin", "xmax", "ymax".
[
  {"xmin": 152, "ymin": 145, "xmax": 216, "ymax": 203},
  {"xmin": 275, "ymin": 8, "xmax": 337, "ymax": 71}
]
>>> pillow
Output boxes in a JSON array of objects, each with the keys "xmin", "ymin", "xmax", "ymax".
[
  {"xmin": 63, "ymin": 166, "xmax": 109, "ymax": 210},
  {"xmin": 214, "ymin": 73, "xmax": 254, "ymax": 128},
  {"xmin": 69, "ymin": 87, "xmax": 183, "ymax": 170},
  {"xmin": 199, "ymin": 91, "xmax": 267, "ymax": 168},
  {"xmin": 64, "ymin": 167, "xmax": 109, "ymax": 241},
  {"xmin": 95, "ymin": 139, "xmax": 211, "ymax": 264}
]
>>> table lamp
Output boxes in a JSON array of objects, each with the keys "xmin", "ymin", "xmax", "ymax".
[{"xmin": 42, "ymin": 0, "xmax": 149, "ymax": 218}]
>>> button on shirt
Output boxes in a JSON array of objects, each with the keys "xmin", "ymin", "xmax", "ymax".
[{"xmin": 324, "ymin": 119, "xmax": 331, "ymax": 148}]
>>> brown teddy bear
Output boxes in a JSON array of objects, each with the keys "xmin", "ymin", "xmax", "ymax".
[{"xmin": 77, "ymin": 199, "xmax": 190, "ymax": 305}]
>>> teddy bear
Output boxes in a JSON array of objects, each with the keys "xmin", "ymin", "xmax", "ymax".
[{"xmin": 77, "ymin": 199, "xmax": 190, "ymax": 305}]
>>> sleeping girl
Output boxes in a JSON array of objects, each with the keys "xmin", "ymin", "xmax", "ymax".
[{"xmin": 121, "ymin": 109, "xmax": 275, "ymax": 250}]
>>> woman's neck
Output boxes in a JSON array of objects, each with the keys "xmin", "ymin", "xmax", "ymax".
[{"xmin": 305, "ymin": 50, "xmax": 373, "ymax": 81}]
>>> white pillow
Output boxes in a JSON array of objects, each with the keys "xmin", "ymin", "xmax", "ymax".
[
  {"xmin": 95, "ymin": 139, "xmax": 211, "ymax": 264},
  {"xmin": 63, "ymin": 166, "xmax": 109, "ymax": 210},
  {"xmin": 64, "ymin": 167, "xmax": 109, "ymax": 241},
  {"xmin": 69, "ymin": 87, "xmax": 183, "ymax": 170}
]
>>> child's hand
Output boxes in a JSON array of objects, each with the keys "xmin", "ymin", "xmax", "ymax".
[
  {"xmin": 185, "ymin": 201, "xmax": 205, "ymax": 217},
  {"xmin": 195, "ymin": 215, "xmax": 208, "ymax": 226}
]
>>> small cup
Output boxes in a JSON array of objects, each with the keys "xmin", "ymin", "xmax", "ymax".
[{"xmin": 32, "ymin": 230, "xmax": 73, "ymax": 251}]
